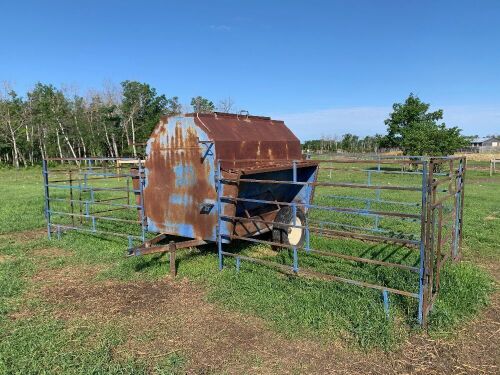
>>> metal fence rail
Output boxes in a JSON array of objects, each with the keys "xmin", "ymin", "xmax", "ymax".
[
  {"xmin": 215, "ymin": 156, "xmax": 466, "ymax": 326},
  {"xmin": 42, "ymin": 157, "xmax": 147, "ymax": 249}
]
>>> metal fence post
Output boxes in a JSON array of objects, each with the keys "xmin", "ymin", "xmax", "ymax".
[
  {"xmin": 417, "ymin": 160, "xmax": 428, "ymax": 326},
  {"xmin": 138, "ymin": 159, "xmax": 146, "ymax": 242},
  {"xmin": 216, "ymin": 159, "xmax": 224, "ymax": 270},
  {"xmin": 421, "ymin": 159, "xmax": 436, "ymax": 327},
  {"xmin": 383, "ymin": 290, "xmax": 390, "ymax": 319},
  {"xmin": 42, "ymin": 159, "xmax": 51, "ymax": 240},
  {"xmin": 458, "ymin": 158, "xmax": 466, "ymax": 257},
  {"xmin": 455, "ymin": 157, "xmax": 466, "ymax": 260},
  {"xmin": 305, "ymin": 179, "xmax": 311, "ymax": 254},
  {"xmin": 292, "ymin": 160, "xmax": 299, "ymax": 273}
]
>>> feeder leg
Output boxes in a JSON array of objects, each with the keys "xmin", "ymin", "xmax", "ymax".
[{"xmin": 169, "ymin": 241, "xmax": 177, "ymax": 277}]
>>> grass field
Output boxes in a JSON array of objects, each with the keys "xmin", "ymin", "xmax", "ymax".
[{"xmin": 0, "ymin": 162, "xmax": 498, "ymax": 374}]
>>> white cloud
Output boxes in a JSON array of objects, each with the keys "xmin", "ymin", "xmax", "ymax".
[{"xmin": 275, "ymin": 105, "xmax": 500, "ymax": 141}]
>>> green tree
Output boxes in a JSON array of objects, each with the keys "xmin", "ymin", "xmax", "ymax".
[
  {"xmin": 190, "ymin": 96, "xmax": 214, "ymax": 113},
  {"xmin": 121, "ymin": 81, "xmax": 168, "ymax": 156},
  {"xmin": 28, "ymin": 83, "xmax": 78, "ymax": 161},
  {"xmin": 383, "ymin": 94, "xmax": 468, "ymax": 155},
  {"xmin": 166, "ymin": 96, "xmax": 182, "ymax": 116},
  {"xmin": 340, "ymin": 133, "xmax": 359, "ymax": 152},
  {"xmin": 0, "ymin": 87, "xmax": 25, "ymax": 168}
]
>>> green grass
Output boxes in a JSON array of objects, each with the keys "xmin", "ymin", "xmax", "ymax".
[
  {"xmin": 0, "ymin": 168, "xmax": 46, "ymax": 234},
  {"xmin": 0, "ymin": 164, "xmax": 497, "ymax": 372}
]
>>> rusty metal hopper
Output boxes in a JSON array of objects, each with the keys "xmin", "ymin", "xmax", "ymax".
[{"xmin": 142, "ymin": 112, "xmax": 318, "ymax": 242}]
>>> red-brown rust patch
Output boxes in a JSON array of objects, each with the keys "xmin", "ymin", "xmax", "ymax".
[{"xmin": 144, "ymin": 119, "xmax": 218, "ymax": 240}]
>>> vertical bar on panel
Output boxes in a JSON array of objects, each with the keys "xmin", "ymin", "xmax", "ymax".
[
  {"xmin": 422, "ymin": 160, "xmax": 435, "ymax": 327},
  {"xmin": 383, "ymin": 290, "xmax": 389, "ymax": 319},
  {"xmin": 42, "ymin": 159, "xmax": 51, "ymax": 239},
  {"xmin": 305, "ymin": 178, "xmax": 311, "ymax": 254},
  {"xmin": 292, "ymin": 160, "xmax": 298, "ymax": 272},
  {"xmin": 69, "ymin": 169, "xmax": 75, "ymax": 227},
  {"xmin": 138, "ymin": 159, "xmax": 146, "ymax": 242},
  {"xmin": 417, "ymin": 160, "xmax": 428, "ymax": 326},
  {"xmin": 293, "ymin": 247, "xmax": 298, "ymax": 273},
  {"xmin": 216, "ymin": 160, "xmax": 223, "ymax": 270},
  {"xmin": 456, "ymin": 157, "xmax": 466, "ymax": 260}
]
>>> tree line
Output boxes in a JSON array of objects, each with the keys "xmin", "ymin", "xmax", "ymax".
[
  {"xmin": 303, "ymin": 134, "xmax": 383, "ymax": 153},
  {"xmin": 1, "ymin": 85, "xmax": 469, "ymax": 168},
  {"xmin": 0, "ymin": 81, "xmax": 231, "ymax": 168}
]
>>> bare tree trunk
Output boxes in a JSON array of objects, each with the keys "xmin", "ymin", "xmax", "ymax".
[
  {"xmin": 37, "ymin": 124, "xmax": 47, "ymax": 161},
  {"xmin": 102, "ymin": 122, "xmax": 114, "ymax": 158},
  {"xmin": 6, "ymin": 108, "xmax": 20, "ymax": 169},
  {"xmin": 123, "ymin": 119, "xmax": 131, "ymax": 154},
  {"xmin": 19, "ymin": 151, "xmax": 27, "ymax": 167},
  {"xmin": 55, "ymin": 118, "xmax": 78, "ymax": 160},
  {"xmin": 38, "ymin": 132, "xmax": 45, "ymax": 161},
  {"xmin": 56, "ymin": 129, "xmax": 63, "ymax": 160},
  {"xmin": 73, "ymin": 114, "xmax": 87, "ymax": 158},
  {"xmin": 112, "ymin": 133, "xmax": 119, "ymax": 158},
  {"xmin": 130, "ymin": 116, "xmax": 137, "ymax": 157}
]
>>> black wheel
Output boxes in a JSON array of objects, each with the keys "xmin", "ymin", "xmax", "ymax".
[{"xmin": 272, "ymin": 206, "xmax": 306, "ymax": 249}]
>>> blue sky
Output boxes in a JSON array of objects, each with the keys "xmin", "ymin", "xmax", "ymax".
[{"xmin": 1, "ymin": 0, "xmax": 499, "ymax": 140}]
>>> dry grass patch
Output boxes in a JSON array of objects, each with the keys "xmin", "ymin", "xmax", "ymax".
[
  {"xmin": 0, "ymin": 255, "xmax": 14, "ymax": 263},
  {"xmin": 0, "ymin": 228, "xmax": 47, "ymax": 243}
]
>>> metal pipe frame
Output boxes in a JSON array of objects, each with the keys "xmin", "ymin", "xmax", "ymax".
[
  {"xmin": 43, "ymin": 158, "xmax": 147, "ymax": 247},
  {"xmin": 43, "ymin": 155, "xmax": 466, "ymax": 327},
  {"xmin": 216, "ymin": 155, "xmax": 466, "ymax": 326}
]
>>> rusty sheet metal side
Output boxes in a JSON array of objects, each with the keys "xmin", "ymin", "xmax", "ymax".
[
  {"xmin": 190, "ymin": 113, "xmax": 302, "ymax": 169},
  {"xmin": 144, "ymin": 116, "xmax": 220, "ymax": 241}
]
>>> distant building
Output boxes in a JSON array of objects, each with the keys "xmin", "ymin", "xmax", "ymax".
[{"xmin": 469, "ymin": 136, "xmax": 500, "ymax": 153}]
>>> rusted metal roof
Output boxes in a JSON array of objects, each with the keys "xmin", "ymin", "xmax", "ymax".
[{"xmin": 187, "ymin": 112, "xmax": 302, "ymax": 168}]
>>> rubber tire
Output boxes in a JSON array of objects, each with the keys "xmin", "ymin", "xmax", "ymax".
[{"xmin": 272, "ymin": 206, "xmax": 306, "ymax": 249}]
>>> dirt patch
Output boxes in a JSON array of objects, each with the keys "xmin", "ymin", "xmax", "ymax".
[
  {"xmin": 32, "ymin": 264, "xmax": 103, "ymax": 286},
  {"xmin": 388, "ymin": 292, "xmax": 500, "ymax": 375},
  {"xmin": 36, "ymin": 272, "xmax": 357, "ymax": 373},
  {"xmin": 0, "ymin": 228, "xmax": 47, "ymax": 243},
  {"xmin": 471, "ymin": 177, "xmax": 500, "ymax": 184},
  {"xmin": 484, "ymin": 211, "xmax": 499, "ymax": 221},
  {"xmin": 8, "ymin": 308, "xmax": 35, "ymax": 321},
  {"xmin": 32, "ymin": 267, "xmax": 500, "ymax": 374},
  {"xmin": 31, "ymin": 247, "xmax": 71, "ymax": 258},
  {"xmin": 0, "ymin": 255, "xmax": 14, "ymax": 263}
]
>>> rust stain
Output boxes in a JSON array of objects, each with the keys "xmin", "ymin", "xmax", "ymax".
[{"xmin": 144, "ymin": 119, "xmax": 218, "ymax": 240}]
